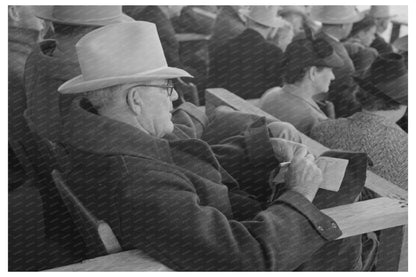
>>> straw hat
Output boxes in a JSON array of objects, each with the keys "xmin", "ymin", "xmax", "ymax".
[
  {"xmin": 37, "ymin": 6, "xmax": 133, "ymax": 26},
  {"xmin": 310, "ymin": 6, "xmax": 364, "ymax": 24},
  {"xmin": 58, "ymin": 22, "xmax": 192, "ymax": 94},
  {"xmin": 368, "ymin": 6, "xmax": 396, "ymax": 19},
  {"xmin": 240, "ymin": 6, "xmax": 285, "ymax": 28}
]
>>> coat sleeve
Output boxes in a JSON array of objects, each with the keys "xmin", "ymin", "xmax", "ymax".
[{"xmin": 122, "ymin": 169, "xmax": 341, "ymax": 271}]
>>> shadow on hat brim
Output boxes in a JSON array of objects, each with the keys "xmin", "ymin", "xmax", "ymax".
[
  {"xmin": 59, "ymin": 67, "xmax": 192, "ymax": 94},
  {"xmin": 36, "ymin": 11, "xmax": 134, "ymax": 26},
  {"xmin": 317, "ymin": 10, "xmax": 365, "ymax": 24}
]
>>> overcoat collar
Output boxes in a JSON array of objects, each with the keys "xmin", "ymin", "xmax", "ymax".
[{"xmin": 62, "ymin": 97, "xmax": 173, "ymax": 163}]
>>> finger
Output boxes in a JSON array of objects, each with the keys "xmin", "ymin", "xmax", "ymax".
[
  {"xmin": 293, "ymin": 145, "xmax": 308, "ymax": 158},
  {"xmin": 304, "ymin": 153, "xmax": 315, "ymax": 162}
]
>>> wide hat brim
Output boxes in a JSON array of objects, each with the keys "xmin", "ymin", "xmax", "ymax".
[
  {"xmin": 36, "ymin": 10, "xmax": 134, "ymax": 26},
  {"xmin": 313, "ymin": 9, "xmax": 365, "ymax": 24},
  {"xmin": 240, "ymin": 9, "xmax": 284, "ymax": 28},
  {"xmin": 58, "ymin": 66, "xmax": 193, "ymax": 94},
  {"xmin": 354, "ymin": 73, "xmax": 408, "ymax": 105}
]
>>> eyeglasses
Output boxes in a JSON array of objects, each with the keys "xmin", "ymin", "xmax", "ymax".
[{"xmin": 131, "ymin": 83, "xmax": 175, "ymax": 97}]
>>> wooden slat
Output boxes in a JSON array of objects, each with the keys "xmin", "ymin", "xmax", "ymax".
[
  {"xmin": 47, "ymin": 250, "xmax": 171, "ymax": 271},
  {"xmin": 322, "ymin": 197, "xmax": 408, "ymax": 240},
  {"xmin": 175, "ymin": 33, "xmax": 211, "ymax": 42},
  {"xmin": 205, "ymin": 88, "xmax": 407, "ymax": 200}
]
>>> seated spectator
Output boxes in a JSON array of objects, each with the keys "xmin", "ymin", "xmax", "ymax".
[
  {"xmin": 344, "ymin": 14, "xmax": 379, "ymax": 75},
  {"xmin": 172, "ymin": 6, "xmax": 217, "ymax": 34},
  {"xmin": 311, "ymin": 53, "xmax": 408, "ymax": 190},
  {"xmin": 208, "ymin": 6, "xmax": 247, "ymax": 56},
  {"xmin": 260, "ymin": 38, "xmax": 343, "ymax": 135},
  {"xmin": 268, "ymin": 17, "xmax": 294, "ymax": 52},
  {"xmin": 311, "ymin": 6, "xmax": 364, "ymax": 118},
  {"xmin": 278, "ymin": 6, "xmax": 320, "ymax": 41},
  {"xmin": 25, "ymin": 6, "xmax": 133, "ymax": 142},
  {"xmin": 8, "ymin": 5, "xmax": 46, "ymax": 190},
  {"xmin": 57, "ymin": 21, "xmax": 346, "ymax": 271},
  {"xmin": 209, "ymin": 6, "xmax": 285, "ymax": 99},
  {"xmin": 368, "ymin": 6, "xmax": 394, "ymax": 55}
]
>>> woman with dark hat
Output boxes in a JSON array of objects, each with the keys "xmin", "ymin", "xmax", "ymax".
[
  {"xmin": 311, "ymin": 53, "xmax": 408, "ymax": 189},
  {"xmin": 259, "ymin": 38, "xmax": 343, "ymax": 136},
  {"xmin": 344, "ymin": 14, "xmax": 379, "ymax": 75}
]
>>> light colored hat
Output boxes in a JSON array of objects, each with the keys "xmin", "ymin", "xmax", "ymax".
[
  {"xmin": 368, "ymin": 5, "xmax": 396, "ymax": 19},
  {"xmin": 278, "ymin": 6, "xmax": 307, "ymax": 17},
  {"xmin": 37, "ymin": 6, "xmax": 133, "ymax": 26},
  {"xmin": 240, "ymin": 6, "xmax": 285, "ymax": 28},
  {"xmin": 58, "ymin": 22, "xmax": 192, "ymax": 94},
  {"xmin": 393, "ymin": 35, "xmax": 408, "ymax": 52},
  {"xmin": 310, "ymin": 6, "xmax": 364, "ymax": 24}
]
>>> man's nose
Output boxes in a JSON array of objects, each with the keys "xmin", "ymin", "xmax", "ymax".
[{"xmin": 170, "ymin": 89, "xmax": 179, "ymax": 101}]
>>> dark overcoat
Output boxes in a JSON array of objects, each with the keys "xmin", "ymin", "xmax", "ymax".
[{"xmin": 209, "ymin": 28, "xmax": 284, "ymax": 99}]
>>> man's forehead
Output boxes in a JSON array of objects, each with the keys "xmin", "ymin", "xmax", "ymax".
[{"xmin": 135, "ymin": 79, "xmax": 172, "ymax": 85}]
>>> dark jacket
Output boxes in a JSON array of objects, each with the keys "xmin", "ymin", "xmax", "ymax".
[
  {"xmin": 209, "ymin": 28, "xmax": 284, "ymax": 99},
  {"xmin": 316, "ymin": 31, "xmax": 361, "ymax": 118},
  {"xmin": 344, "ymin": 39, "xmax": 379, "ymax": 76},
  {"xmin": 124, "ymin": 6, "xmax": 181, "ymax": 68},
  {"xmin": 60, "ymin": 98, "xmax": 341, "ymax": 271},
  {"xmin": 370, "ymin": 33, "xmax": 393, "ymax": 55},
  {"xmin": 209, "ymin": 6, "xmax": 246, "ymax": 55},
  {"xmin": 8, "ymin": 27, "xmax": 38, "ymax": 143},
  {"xmin": 24, "ymin": 39, "xmax": 80, "ymax": 142}
]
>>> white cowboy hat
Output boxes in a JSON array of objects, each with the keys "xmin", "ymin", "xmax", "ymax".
[
  {"xmin": 58, "ymin": 22, "xmax": 192, "ymax": 94},
  {"xmin": 240, "ymin": 6, "xmax": 285, "ymax": 29},
  {"xmin": 36, "ymin": 6, "xmax": 133, "ymax": 26},
  {"xmin": 310, "ymin": 6, "xmax": 364, "ymax": 24}
]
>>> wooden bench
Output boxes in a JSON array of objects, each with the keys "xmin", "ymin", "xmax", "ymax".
[
  {"xmin": 205, "ymin": 88, "xmax": 408, "ymax": 271},
  {"xmin": 49, "ymin": 89, "xmax": 407, "ymax": 271}
]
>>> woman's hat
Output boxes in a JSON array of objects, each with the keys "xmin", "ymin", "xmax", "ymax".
[
  {"xmin": 284, "ymin": 38, "xmax": 344, "ymax": 75},
  {"xmin": 310, "ymin": 6, "xmax": 364, "ymax": 24},
  {"xmin": 355, "ymin": 53, "xmax": 407, "ymax": 105},
  {"xmin": 37, "ymin": 6, "xmax": 133, "ymax": 26},
  {"xmin": 58, "ymin": 22, "xmax": 192, "ymax": 94},
  {"xmin": 240, "ymin": 6, "xmax": 286, "ymax": 29}
]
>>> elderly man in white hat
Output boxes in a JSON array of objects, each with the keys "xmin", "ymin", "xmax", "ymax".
[
  {"xmin": 209, "ymin": 6, "xmax": 286, "ymax": 99},
  {"xmin": 57, "ymin": 21, "xmax": 346, "ymax": 271},
  {"xmin": 310, "ymin": 6, "xmax": 364, "ymax": 118},
  {"xmin": 368, "ymin": 6, "xmax": 395, "ymax": 54}
]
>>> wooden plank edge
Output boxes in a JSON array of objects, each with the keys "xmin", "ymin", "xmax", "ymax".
[{"xmin": 322, "ymin": 197, "xmax": 407, "ymax": 239}]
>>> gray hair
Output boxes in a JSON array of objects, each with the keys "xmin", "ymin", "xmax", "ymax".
[{"xmin": 84, "ymin": 84, "xmax": 129, "ymax": 111}]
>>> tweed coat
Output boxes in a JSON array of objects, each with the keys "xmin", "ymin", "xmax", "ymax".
[
  {"xmin": 311, "ymin": 111, "xmax": 408, "ymax": 190},
  {"xmin": 316, "ymin": 31, "xmax": 361, "ymax": 118},
  {"xmin": 209, "ymin": 28, "xmax": 284, "ymax": 99},
  {"xmin": 60, "ymin": 97, "xmax": 342, "ymax": 271}
]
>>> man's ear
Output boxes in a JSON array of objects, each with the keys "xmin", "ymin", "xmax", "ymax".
[
  {"xmin": 126, "ymin": 88, "xmax": 142, "ymax": 115},
  {"xmin": 8, "ymin": 6, "xmax": 20, "ymax": 22},
  {"xmin": 308, "ymin": 66, "xmax": 317, "ymax": 81}
]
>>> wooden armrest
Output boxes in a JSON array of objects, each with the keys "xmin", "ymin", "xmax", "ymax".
[
  {"xmin": 46, "ymin": 250, "xmax": 172, "ymax": 271},
  {"xmin": 204, "ymin": 88, "xmax": 407, "ymax": 200},
  {"xmin": 175, "ymin": 33, "xmax": 211, "ymax": 42},
  {"xmin": 323, "ymin": 197, "xmax": 407, "ymax": 239}
]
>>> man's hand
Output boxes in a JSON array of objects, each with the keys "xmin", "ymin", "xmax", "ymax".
[
  {"xmin": 270, "ymin": 138, "xmax": 308, "ymax": 162},
  {"xmin": 285, "ymin": 154, "xmax": 323, "ymax": 202},
  {"xmin": 267, "ymin": 122, "xmax": 302, "ymax": 142}
]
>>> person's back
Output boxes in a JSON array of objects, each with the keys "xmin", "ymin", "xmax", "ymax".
[{"xmin": 209, "ymin": 6, "xmax": 284, "ymax": 99}]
